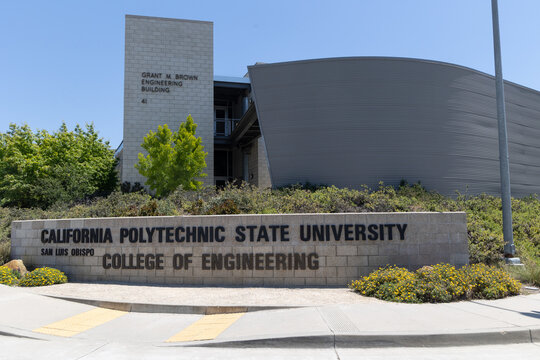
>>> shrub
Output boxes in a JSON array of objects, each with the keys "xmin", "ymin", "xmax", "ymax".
[
  {"xmin": 67, "ymin": 191, "xmax": 169, "ymax": 218},
  {"xmin": 135, "ymin": 115, "xmax": 207, "ymax": 196},
  {"xmin": 202, "ymin": 183, "xmax": 279, "ymax": 214},
  {"xmin": 0, "ymin": 123, "xmax": 117, "ymax": 208},
  {"xmin": 120, "ymin": 182, "xmax": 145, "ymax": 194},
  {"xmin": 505, "ymin": 259, "xmax": 540, "ymax": 287},
  {"xmin": 350, "ymin": 263, "xmax": 521, "ymax": 303},
  {"xmin": 463, "ymin": 263, "xmax": 521, "ymax": 299},
  {"xmin": 0, "ymin": 266, "xmax": 19, "ymax": 286},
  {"xmin": 349, "ymin": 266, "xmax": 418, "ymax": 303},
  {"xmin": 206, "ymin": 199, "xmax": 241, "ymax": 215},
  {"xmin": 0, "ymin": 242, "xmax": 10, "ymax": 266},
  {"xmin": 0, "ymin": 183, "xmax": 539, "ymax": 267},
  {"xmin": 465, "ymin": 196, "xmax": 505, "ymax": 264},
  {"xmin": 414, "ymin": 264, "xmax": 468, "ymax": 302},
  {"xmin": 18, "ymin": 267, "xmax": 67, "ymax": 287}
]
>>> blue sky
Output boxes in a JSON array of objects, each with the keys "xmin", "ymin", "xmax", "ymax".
[{"xmin": 1, "ymin": 0, "xmax": 539, "ymax": 148}]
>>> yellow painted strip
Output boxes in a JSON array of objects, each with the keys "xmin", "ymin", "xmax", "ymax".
[
  {"xmin": 166, "ymin": 312, "xmax": 245, "ymax": 342},
  {"xmin": 33, "ymin": 308, "xmax": 127, "ymax": 337}
]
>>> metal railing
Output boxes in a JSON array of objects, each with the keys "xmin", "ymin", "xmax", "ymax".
[{"xmin": 214, "ymin": 118, "xmax": 240, "ymax": 137}]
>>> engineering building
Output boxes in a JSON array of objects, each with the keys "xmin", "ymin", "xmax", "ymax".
[{"xmin": 118, "ymin": 15, "xmax": 540, "ymax": 197}]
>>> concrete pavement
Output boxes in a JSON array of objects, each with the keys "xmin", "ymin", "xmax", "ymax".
[
  {"xmin": 1, "ymin": 284, "xmax": 540, "ymax": 349},
  {"xmin": 2, "ymin": 337, "xmax": 540, "ymax": 360},
  {"xmin": 21, "ymin": 282, "xmax": 375, "ymax": 307}
]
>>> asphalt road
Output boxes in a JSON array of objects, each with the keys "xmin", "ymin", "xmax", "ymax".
[{"xmin": 2, "ymin": 336, "xmax": 540, "ymax": 360}]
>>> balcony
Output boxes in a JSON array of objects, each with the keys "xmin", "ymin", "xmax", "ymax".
[{"xmin": 214, "ymin": 118, "xmax": 240, "ymax": 137}]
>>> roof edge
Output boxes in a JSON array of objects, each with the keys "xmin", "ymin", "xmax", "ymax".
[
  {"xmin": 248, "ymin": 56, "xmax": 540, "ymax": 95},
  {"xmin": 125, "ymin": 14, "xmax": 213, "ymax": 25}
]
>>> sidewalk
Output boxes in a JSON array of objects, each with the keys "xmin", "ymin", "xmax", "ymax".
[
  {"xmin": 21, "ymin": 282, "xmax": 377, "ymax": 307},
  {"xmin": 3, "ymin": 283, "xmax": 540, "ymax": 348}
]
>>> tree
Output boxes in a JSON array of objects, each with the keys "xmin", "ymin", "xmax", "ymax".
[
  {"xmin": 135, "ymin": 115, "xmax": 207, "ymax": 196},
  {"xmin": 0, "ymin": 123, "xmax": 117, "ymax": 208}
]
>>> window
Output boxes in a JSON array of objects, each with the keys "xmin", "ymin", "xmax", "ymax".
[{"xmin": 214, "ymin": 149, "xmax": 233, "ymax": 186}]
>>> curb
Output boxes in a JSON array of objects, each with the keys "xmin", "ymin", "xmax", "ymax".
[
  {"xmin": 0, "ymin": 330, "xmax": 44, "ymax": 341},
  {"xmin": 5, "ymin": 291, "xmax": 540, "ymax": 348},
  {"xmin": 1, "ymin": 316, "xmax": 539, "ymax": 349},
  {"xmin": 43, "ymin": 295, "xmax": 301, "ymax": 314},
  {"xmin": 334, "ymin": 329, "xmax": 537, "ymax": 348},
  {"xmin": 172, "ymin": 328, "xmax": 540, "ymax": 348}
]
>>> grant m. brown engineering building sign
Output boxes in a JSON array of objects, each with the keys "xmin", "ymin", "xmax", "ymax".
[{"xmin": 11, "ymin": 213, "xmax": 468, "ymax": 286}]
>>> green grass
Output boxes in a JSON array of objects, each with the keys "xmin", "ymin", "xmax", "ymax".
[{"xmin": 505, "ymin": 261, "xmax": 540, "ymax": 287}]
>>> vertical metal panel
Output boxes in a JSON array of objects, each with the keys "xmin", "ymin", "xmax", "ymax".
[{"xmin": 248, "ymin": 57, "xmax": 540, "ymax": 196}]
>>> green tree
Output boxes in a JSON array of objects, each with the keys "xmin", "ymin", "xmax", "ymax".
[
  {"xmin": 0, "ymin": 123, "xmax": 117, "ymax": 208},
  {"xmin": 135, "ymin": 115, "xmax": 207, "ymax": 196}
]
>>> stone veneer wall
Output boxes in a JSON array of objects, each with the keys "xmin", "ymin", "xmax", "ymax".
[{"xmin": 11, "ymin": 212, "xmax": 467, "ymax": 287}]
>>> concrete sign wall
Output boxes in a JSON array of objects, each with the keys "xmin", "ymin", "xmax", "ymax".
[{"xmin": 11, "ymin": 212, "xmax": 468, "ymax": 286}]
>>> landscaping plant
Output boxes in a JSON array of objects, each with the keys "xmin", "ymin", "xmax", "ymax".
[
  {"xmin": 18, "ymin": 267, "xmax": 67, "ymax": 287},
  {"xmin": 349, "ymin": 263, "xmax": 521, "ymax": 303},
  {"xmin": 1, "ymin": 182, "xmax": 539, "ymax": 279},
  {"xmin": 0, "ymin": 266, "xmax": 20, "ymax": 286}
]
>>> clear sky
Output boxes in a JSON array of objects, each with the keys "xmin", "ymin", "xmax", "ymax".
[{"xmin": 1, "ymin": 0, "xmax": 539, "ymax": 148}]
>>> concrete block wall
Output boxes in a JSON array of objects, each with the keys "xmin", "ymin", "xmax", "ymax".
[
  {"xmin": 122, "ymin": 15, "xmax": 214, "ymax": 187},
  {"xmin": 257, "ymin": 137, "xmax": 272, "ymax": 188},
  {"xmin": 247, "ymin": 138, "xmax": 259, "ymax": 185},
  {"xmin": 11, "ymin": 212, "xmax": 468, "ymax": 287},
  {"xmin": 246, "ymin": 137, "xmax": 272, "ymax": 188}
]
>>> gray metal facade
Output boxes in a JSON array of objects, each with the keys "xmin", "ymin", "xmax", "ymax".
[{"xmin": 248, "ymin": 57, "xmax": 540, "ymax": 197}]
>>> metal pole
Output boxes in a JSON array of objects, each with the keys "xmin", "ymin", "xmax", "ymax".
[{"xmin": 491, "ymin": 0, "xmax": 515, "ymax": 256}]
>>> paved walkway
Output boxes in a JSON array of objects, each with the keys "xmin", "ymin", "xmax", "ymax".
[
  {"xmin": 2, "ymin": 284, "xmax": 540, "ymax": 348},
  {"xmin": 22, "ymin": 282, "xmax": 377, "ymax": 307}
]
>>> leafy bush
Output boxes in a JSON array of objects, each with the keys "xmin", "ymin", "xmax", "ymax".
[
  {"xmin": 463, "ymin": 263, "xmax": 522, "ymax": 299},
  {"xmin": 0, "ymin": 266, "xmax": 19, "ymax": 286},
  {"xmin": 414, "ymin": 264, "xmax": 468, "ymax": 302},
  {"xmin": 18, "ymin": 267, "xmax": 67, "ymax": 287},
  {"xmin": 0, "ymin": 242, "xmax": 10, "ymax": 266},
  {"xmin": 505, "ymin": 260, "xmax": 540, "ymax": 287},
  {"xmin": 67, "ymin": 191, "xmax": 170, "ymax": 218},
  {"xmin": 0, "ymin": 182, "xmax": 539, "ymax": 267},
  {"xmin": 135, "ymin": 115, "xmax": 207, "ymax": 196},
  {"xmin": 350, "ymin": 266, "xmax": 418, "ymax": 303},
  {"xmin": 120, "ymin": 182, "xmax": 145, "ymax": 194},
  {"xmin": 0, "ymin": 123, "xmax": 117, "ymax": 208},
  {"xmin": 205, "ymin": 199, "xmax": 241, "ymax": 215},
  {"xmin": 0, "ymin": 206, "xmax": 59, "ymax": 265},
  {"xmin": 350, "ymin": 263, "xmax": 521, "ymax": 303}
]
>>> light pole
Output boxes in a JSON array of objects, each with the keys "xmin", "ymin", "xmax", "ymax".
[{"xmin": 490, "ymin": 0, "xmax": 516, "ymax": 259}]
